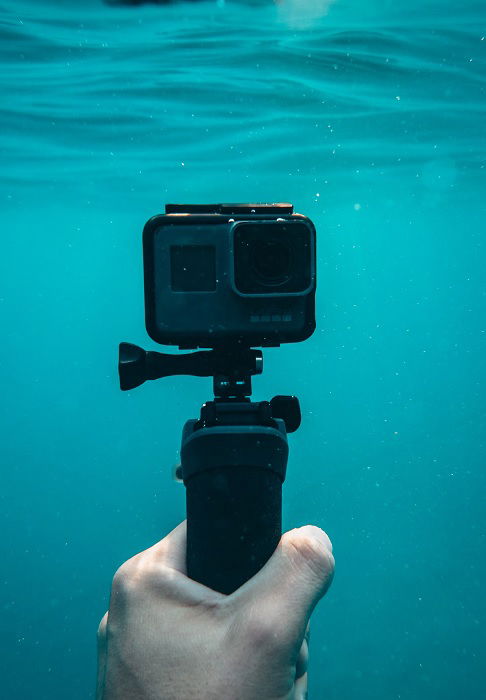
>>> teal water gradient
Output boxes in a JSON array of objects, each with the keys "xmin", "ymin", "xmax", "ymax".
[{"xmin": 1, "ymin": 1, "xmax": 485, "ymax": 698}]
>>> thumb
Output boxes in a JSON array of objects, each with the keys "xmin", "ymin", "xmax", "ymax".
[{"xmin": 233, "ymin": 525, "xmax": 335, "ymax": 646}]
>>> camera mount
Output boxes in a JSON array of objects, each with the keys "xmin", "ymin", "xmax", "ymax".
[
  {"xmin": 119, "ymin": 341, "xmax": 263, "ymax": 398},
  {"xmin": 118, "ymin": 340, "xmax": 302, "ymax": 593}
]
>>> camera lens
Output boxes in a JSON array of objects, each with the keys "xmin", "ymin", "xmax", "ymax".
[
  {"xmin": 251, "ymin": 239, "xmax": 291, "ymax": 286},
  {"xmin": 234, "ymin": 221, "xmax": 312, "ymax": 295}
]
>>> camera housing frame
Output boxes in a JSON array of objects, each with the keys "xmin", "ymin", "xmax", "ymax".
[{"xmin": 142, "ymin": 203, "xmax": 316, "ymax": 349}]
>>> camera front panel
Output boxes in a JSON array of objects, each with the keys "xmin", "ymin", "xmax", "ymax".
[{"xmin": 143, "ymin": 214, "xmax": 316, "ymax": 349}]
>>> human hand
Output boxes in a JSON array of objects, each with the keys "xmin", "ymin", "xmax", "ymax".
[{"xmin": 97, "ymin": 520, "xmax": 334, "ymax": 700}]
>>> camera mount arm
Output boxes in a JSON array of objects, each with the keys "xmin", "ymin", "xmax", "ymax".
[{"xmin": 119, "ymin": 342, "xmax": 263, "ymax": 398}]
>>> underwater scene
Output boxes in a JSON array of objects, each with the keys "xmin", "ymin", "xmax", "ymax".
[{"xmin": 1, "ymin": 0, "xmax": 485, "ymax": 698}]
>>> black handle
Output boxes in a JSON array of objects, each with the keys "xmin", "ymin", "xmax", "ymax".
[{"xmin": 185, "ymin": 465, "xmax": 282, "ymax": 594}]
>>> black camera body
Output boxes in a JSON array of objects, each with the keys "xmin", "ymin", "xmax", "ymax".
[{"xmin": 143, "ymin": 203, "xmax": 316, "ymax": 349}]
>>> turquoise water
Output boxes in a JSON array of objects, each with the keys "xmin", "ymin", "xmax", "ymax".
[{"xmin": 1, "ymin": 0, "xmax": 485, "ymax": 698}]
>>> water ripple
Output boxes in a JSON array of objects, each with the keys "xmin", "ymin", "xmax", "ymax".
[{"xmin": 1, "ymin": 0, "xmax": 485, "ymax": 186}]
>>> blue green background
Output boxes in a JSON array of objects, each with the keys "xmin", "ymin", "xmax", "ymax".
[{"xmin": 1, "ymin": 0, "xmax": 485, "ymax": 698}]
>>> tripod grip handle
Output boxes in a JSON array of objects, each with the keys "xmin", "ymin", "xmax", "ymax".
[
  {"xmin": 181, "ymin": 423, "xmax": 288, "ymax": 595},
  {"xmin": 185, "ymin": 465, "xmax": 282, "ymax": 594}
]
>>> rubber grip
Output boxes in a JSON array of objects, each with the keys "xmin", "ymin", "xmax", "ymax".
[{"xmin": 185, "ymin": 465, "xmax": 282, "ymax": 594}]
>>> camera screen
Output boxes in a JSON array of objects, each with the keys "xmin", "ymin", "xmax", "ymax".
[
  {"xmin": 170, "ymin": 245, "xmax": 216, "ymax": 292},
  {"xmin": 233, "ymin": 222, "xmax": 312, "ymax": 295}
]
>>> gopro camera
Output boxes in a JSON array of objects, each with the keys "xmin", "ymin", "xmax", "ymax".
[{"xmin": 143, "ymin": 202, "xmax": 316, "ymax": 349}]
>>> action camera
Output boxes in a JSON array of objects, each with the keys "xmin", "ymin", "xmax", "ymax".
[{"xmin": 142, "ymin": 202, "xmax": 316, "ymax": 349}]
